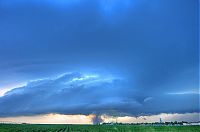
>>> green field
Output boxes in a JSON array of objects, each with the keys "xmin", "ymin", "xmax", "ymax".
[{"xmin": 0, "ymin": 124, "xmax": 199, "ymax": 132}]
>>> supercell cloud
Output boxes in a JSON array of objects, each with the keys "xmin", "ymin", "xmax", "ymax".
[
  {"xmin": 0, "ymin": 0, "xmax": 199, "ymax": 119},
  {"xmin": 0, "ymin": 72, "xmax": 198, "ymax": 117}
]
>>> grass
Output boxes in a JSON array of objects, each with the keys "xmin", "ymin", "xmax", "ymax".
[{"xmin": 0, "ymin": 124, "xmax": 199, "ymax": 132}]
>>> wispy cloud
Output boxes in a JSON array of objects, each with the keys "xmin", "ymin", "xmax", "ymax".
[
  {"xmin": 167, "ymin": 90, "xmax": 199, "ymax": 95},
  {"xmin": 0, "ymin": 83, "xmax": 27, "ymax": 97}
]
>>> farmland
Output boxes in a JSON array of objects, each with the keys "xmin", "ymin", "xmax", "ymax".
[{"xmin": 0, "ymin": 124, "xmax": 199, "ymax": 132}]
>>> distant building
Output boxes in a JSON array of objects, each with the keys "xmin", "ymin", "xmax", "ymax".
[{"xmin": 159, "ymin": 118, "xmax": 163, "ymax": 123}]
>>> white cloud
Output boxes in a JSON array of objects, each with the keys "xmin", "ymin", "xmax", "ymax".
[
  {"xmin": 167, "ymin": 89, "xmax": 199, "ymax": 95},
  {"xmin": 102, "ymin": 113, "xmax": 200, "ymax": 123},
  {"xmin": 0, "ymin": 83, "xmax": 27, "ymax": 97}
]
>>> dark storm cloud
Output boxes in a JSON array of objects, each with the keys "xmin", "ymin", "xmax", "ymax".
[
  {"xmin": 0, "ymin": 0, "xmax": 199, "ymax": 117},
  {"xmin": 0, "ymin": 72, "xmax": 199, "ymax": 117}
]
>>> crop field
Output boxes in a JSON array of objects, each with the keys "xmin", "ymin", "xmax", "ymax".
[{"xmin": 0, "ymin": 124, "xmax": 199, "ymax": 132}]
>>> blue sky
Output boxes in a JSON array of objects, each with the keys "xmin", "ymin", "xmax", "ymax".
[{"xmin": 0, "ymin": 0, "xmax": 199, "ymax": 123}]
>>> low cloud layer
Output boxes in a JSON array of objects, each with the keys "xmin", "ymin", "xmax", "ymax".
[{"xmin": 0, "ymin": 72, "xmax": 198, "ymax": 117}]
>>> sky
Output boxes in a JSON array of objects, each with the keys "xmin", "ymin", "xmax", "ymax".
[{"xmin": 0, "ymin": 0, "xmax": 199, "ymax": 124}]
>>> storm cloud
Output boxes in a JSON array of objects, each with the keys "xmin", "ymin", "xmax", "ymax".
[
  {"xmin": 0, "ymin": 72, "xmax": 198, "ymax": 117},
  {"xmin": 0, "ymin": 0, "xmax": 199, "ymax": 118}
]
